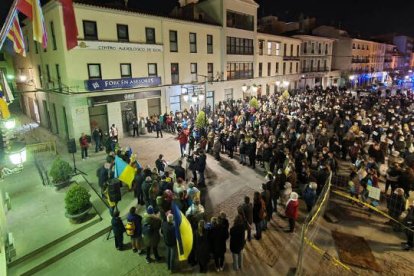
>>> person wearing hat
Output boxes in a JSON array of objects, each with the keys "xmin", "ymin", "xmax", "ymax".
[
  {"xmin": 187, "ymin": 182, "xmax": 200, "ymax": 205},
  {"xmin": 303, "ymin": 182, "xmax": 318, "ymax": 212},
  {"xmin": 143, "ymin": 205, "xmax": 162, "ymax": 263},
  {"xmin": 285, "ymin": 192, "xmax": 299, "ymax": 233}
]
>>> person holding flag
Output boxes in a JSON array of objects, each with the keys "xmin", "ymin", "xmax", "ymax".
[{"xmin": 171, "ymin": 202, "xmax": 193, "ymax": 263}]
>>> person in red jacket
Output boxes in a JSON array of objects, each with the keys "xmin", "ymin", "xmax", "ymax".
[
  {"xmin": 79, "ymin": 133, "xmax": 89, "ymax": 160},
  {"xmin": 285, "ymin": 192, "xmax": 299, "ymax": 233},
  {"xmin": 177, "ymin": 130, "xmax": 188, "ymax": 157}
]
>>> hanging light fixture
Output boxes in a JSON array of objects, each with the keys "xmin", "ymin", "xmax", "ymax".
[
  {"xmin": 242, "ymin": 84, "xmax": 248, "ymax": 92},
  {"xmin": 251, "ymin": 84, "xmax": 258, "ymax": 93},
  {"xmin": 198, "ymin": 92, "xmax": 205, "ymax": 101},
  {"xmin": 191, "ymin": 94, "xmax": 198, "ymax": 103}
]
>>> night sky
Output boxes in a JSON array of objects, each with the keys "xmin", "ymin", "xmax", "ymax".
[{"xmin": 1, "ymin": 0, "xmax": 414, "ymax": 37}]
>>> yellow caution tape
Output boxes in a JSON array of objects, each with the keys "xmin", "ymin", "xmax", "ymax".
[
  {"xmin": 304, "ymin": 237, "xmax": 353, "ymax": 272},
  {"xmin": 332, "ymin": 189, "xmax": 414, "ymax": 233}
]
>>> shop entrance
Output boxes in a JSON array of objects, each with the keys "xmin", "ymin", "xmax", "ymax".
[
  {"xmin": 89, "ymin": 105, "xmax": 109, "ymax": 135},
  {"xmin": 121, "ymin": 101, "xmax": 137, "ymax": 134}
]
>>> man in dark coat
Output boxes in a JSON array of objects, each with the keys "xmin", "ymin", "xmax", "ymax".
[
  {"xmin": 161, "ymin": 214, "xmax": 176, "ymax": 271},
  {"xmin": 111, "ymin": 211, "xmax": 126, "ymax": 250},
  {"xmin": 209, "ymin": 217, "xmax": 229, "ymax": 272},
  {"xmin": 168, "ymin": 160, "xmax": 186, "ymax": 181},
  {"xmin": 230, "ymin": 215, "xmax": 246, "ymax": 271},
  {"xmin": 241, "ymin": 196, "xmax": 253, "ymax": 241},
  {"xmin": 126, "ymin": 207, "xmax": 143, "ymax": 253},
  {"xmin": 143, "ymin": 206, "xmax": 162, "ymax": 263},
  {"xmin": 196, "ymin": 151, "xmax": 207, "ymax": 187}
]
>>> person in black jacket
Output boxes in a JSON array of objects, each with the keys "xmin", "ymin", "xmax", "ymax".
[
  {"xmin": 196, "ymin": 220, "xmax": 210, "ymax": 273},
  {"xmin": 230, "ymin": 215, "xmax": 246, "ymax": 271},
  {"xmin": 209, "ymin": 217, "xmax": 229, "ymax": 272},
  {"xmin": 126, "ymin": 207, "xmax": 143, "ymax": 254},
  {"xmin": 111, "ymin": 211, "xmax": 126, "ymax": 251},
  {"xmin": 161, "ymin": 214, "xmax": 176, "ymax": 271},
  {"xmin": 168, "ymin": 160, "xmax": 186, "ymax": 181},
  {"xmin": 196, "ymin": 151, "xmax": 207, "ymax": 187},
  {"xmin": 248, "ymin": 138, "xmax": 257, "ymax": 169}
]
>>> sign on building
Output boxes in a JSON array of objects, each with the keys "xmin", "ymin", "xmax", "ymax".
[
  {"xmin": 85, "ymin": 77, "xmax": 162, "ymax": 91},
  {"xmin": 76, "ymin": 41, "xmax": 163, "ymax": 53}
]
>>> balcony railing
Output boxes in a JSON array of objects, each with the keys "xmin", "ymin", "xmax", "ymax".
[{"xmin": 301, "ymin": 67, "xmax": 329, "ymax": 73}]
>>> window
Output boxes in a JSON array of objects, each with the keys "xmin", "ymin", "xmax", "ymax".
[
  {"xmin": 275, "ymin": 42, "xmax": 280, "ymax": 55},
  {"xmin": 46, "ymin": 64, "xmax": 51, "ymax": 83},
  {"xmin": 25, "ymin": 36, "xmax": 29, "ymax": 52},
  {"xmin": 148, "ymin": 63, "xmax": 157, "ymax": 77},
  {"xmin": 296, "ymin": 45, "xmax": 299, "ymax": 56},
  {"xmin": 283, "ymin": 43, "xmax": 287, "ymax": 56},
  {"xmin": 224, "ymin": 88, "xmax": 233, "ymax": 100},
  {"xmin": 357, "ymin": 44, "xmax": 360, "ymax": 49},
  {"xmin": 87, "ymin": 64, "xmax": 101, "ymax": 80},
  {"xmin": 303, "ymin": 42, "xmax": 307, "ymax": 54},
  {"xmin": 83, "ymin": 20, "xmax": 98, "ymax": 40},
  {"xmin": 258, "ymin": 63, "xmax": 262, "ymax": 77},
  {"xmin": 290, "ymin": 44, "xmax": 293, "ymax": 56},
  {"xmin": 117, "ymin": 24, "xmax": 129, "ymax": 42},
  {"xmin": 226, "ymin": 62, "xmax": 253, "ymax": 80},
  {"xmin": 289, "ymin": 62, "xmax": 292, "ymax": 74},
  {"xmin": 55, "ymin": 64, "xmax": 61, "ymax": 91},
  {"xmin": 37, "ymin": 65, "xmax": 43, "ymax": 87},
  {"xmin": 258, "ymin": 40, "xmax": 264, "ymax": 55},
  {"xmin": 267, "ymin": 62, "xmax": 271, "ymax": 76},
  {"xmin": 352, "ymin": 43, "xmax": 356, "ymax": 49},
  {"xmin": 170, "ymin": 95, "xmax": 181, "ymax": 113},
  {"xmin": 310, "ymin": 60, "xmax": 314, "ymax": 71},
  {"xmin": 171, "ymin": 63, "xmax": 179, "ymax": 84},
  {"xmin": 324, "ymin": 60, "xmax": 327, "ymax": 71},
  {"xmin": 267, "ymin": 42, "xmax": 272, "ymax": 55},
  {"xmin": 50, "ymin": 21, "xmax": 57, "ymax": 50},
  {"xmin": 325, "ymin": 44, "xmax": 328, "ymax": 54},
  {"xmin": 120, "ymin": 63, "xmax": 131, "ymax": 78},
  {"xmin": 207, "ymin": 63, "xmax": 213, "ymax": 81},
  {"xmin": 282, "ymin": 62, "xmax": 286, "ymax": 75},
  {"xmin": 275, "ymin": 62, "xmax": 279, "ymax": 74},
  {"xmin": 226, "ymin": 10, "xmax": 254, "ymax": 31},
  {"xmin": 207, "ymin": 34, "xmax": 213, "ymax": 54},
  {"xmin": 311, "ymin": 43, "xmax": 315, "ymax": 54},
  {"xmin": 318, "ymin": 43, "xmax": 322, "ymax": 54},
  {"xmin": 169, "ymin": 30, "xmax": 178, "ymax": 52},
  {"xmin": 317, "ymin": 60, "xmax": 320, "ymax": 71},
  {"xmin": 295, "ymin": 62, "xmax": 298, "ymax": 73},
  {"xmin": 191, "ymin": 63, "xmax": 197, "ymax": 82},
  {"xmin": 226, "ymin": 37, "xmax": 253, "ymax": 55},
  {"xmin": 145, "ymin": 27, "xmax": 155, "ymax": 44},
  {"xmin": 189, "ymin": 33, "xmax": 197, "ymax": 53}
]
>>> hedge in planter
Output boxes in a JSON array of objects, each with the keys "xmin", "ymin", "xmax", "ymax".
[
  {"xmin": 65, "ymin": 184, "xmax": 91, "ymax": 216},
  {"xmin": 49, "ymin": 157, "xmax": 73, "ymax": 184}
]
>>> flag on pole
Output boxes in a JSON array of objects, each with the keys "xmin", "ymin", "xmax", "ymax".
[
  {"xmin": 0, "ymin": 72, "xmax": 15, "ymax": 103},
  {"xmin": 16, "ymin": 0, "xmax": 48, "ymax": 48},
  {"xmin": 114, "ymin": 156, "xmax": 135, "ymax": 189},
  {"xmin": 59, "ymin": 0, "xmax": 78, "ymax": 50},
  {"xmin": 6, "ymin": 11, "xmax": 26, "ymax": 57},
  {"xmin": 171, "ymin": 202, "xmax": 193, "ymax": 261},
  {"xmin": 0, "ymin": 96, "xmax": 11, "ymax": 120}
]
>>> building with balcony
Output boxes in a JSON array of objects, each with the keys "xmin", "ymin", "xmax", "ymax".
[
  {"xmin": 313, "ymin": 26, "xmax": 386, "ymax": 87},
  {"xmin": 255, "ymin": 33, "xmax": 301, "ymax": 95},
  {"xmin": 292, "ymin": 35, "xmax": 338, "ymax": 88}
]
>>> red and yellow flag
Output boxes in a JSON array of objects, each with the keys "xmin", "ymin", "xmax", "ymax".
[{"xmin": 17, "ymin": 0, "xmax": 47, "ymax": 48}]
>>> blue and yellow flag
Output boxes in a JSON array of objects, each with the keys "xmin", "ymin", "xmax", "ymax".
[
  {"xmin": 114, "ymin": 156, "xmax": 135, "ymax": 189},
  {"xmin": 0, "ymin": 97, "xmax": 10, "ymax": 119},
  {"xmin": 172, "ymin": 202, "xmax": 193, "ymax": 261}
]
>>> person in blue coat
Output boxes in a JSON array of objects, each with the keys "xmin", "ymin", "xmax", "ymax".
[{"xmin": 303, "ymin": 182, "xmax": 318, "ymax": 212}]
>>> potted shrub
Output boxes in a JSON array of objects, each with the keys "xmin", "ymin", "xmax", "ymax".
[
  {"xmin": 49, "ymin": 157, "xmax": 73, "ymax": 189},
  {"xmin": 64, "ymin": 184, "xmax": 92, "ymax": 222}
]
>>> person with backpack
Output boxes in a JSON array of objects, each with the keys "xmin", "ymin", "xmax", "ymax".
[
  {"xmin": 142, "ymin": 206, "xmax": 162, "ymax": 263},
  {"xmin": 111, "ymin": 211, "xmax": 126, "ymax": 251},
  {"xmin": 126, "ymin": 207, "xmax": 143, "ymax": 254},
  {"xmin": 161, "ymin": 213, "xmax": 176, "ymax": 272}
]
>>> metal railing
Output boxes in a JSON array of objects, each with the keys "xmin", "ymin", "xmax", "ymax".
[{"xmin": 26, "ymin": 141, "xmax": 57, "ymax": 155}]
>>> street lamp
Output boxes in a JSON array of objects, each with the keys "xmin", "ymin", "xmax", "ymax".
[{"xmin": 8, "ymin": 142, "xmax": 27, "ymax": 166}]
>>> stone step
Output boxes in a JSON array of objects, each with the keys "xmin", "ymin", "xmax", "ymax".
[{"xmin": 7, "ymin": 217, "xmax": 110, "ymax": 276}]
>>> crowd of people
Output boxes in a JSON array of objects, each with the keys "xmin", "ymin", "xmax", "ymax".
[{"xmin": 96, "ymin": 85, "xmax": 414, "ymax": 273}]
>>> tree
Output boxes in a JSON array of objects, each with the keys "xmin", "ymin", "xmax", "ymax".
[
  {"xmin": 249, "ymin": 97, "xmax": 259, "ymax": 109},
  {"xmin": 195, "ymin": 111, "xmax": 208, "ymax": 129}
]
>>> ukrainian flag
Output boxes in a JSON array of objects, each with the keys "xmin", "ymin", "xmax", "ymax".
[
  {"xmin": 172, "ymin": 202, "xmax": 193, "ymax": 261},
  {"xmin": 114, "ymin": 156, "xmax": 135, "ymax": 189},
  {"xmin": 0, "ymin": 97, "xmax": 10, "ymax": 119}
]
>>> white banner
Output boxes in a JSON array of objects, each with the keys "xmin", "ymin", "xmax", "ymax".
[{"xmin": 75, "ymin": 40, "xmax": 163, "ymax": 53}]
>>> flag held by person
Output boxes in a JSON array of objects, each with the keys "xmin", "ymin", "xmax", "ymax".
[
  {"xmin": 171, "ymin": 202, "xmax": 193, "ymax": 261},
  {"xmin": 114, "ymin": 156, "xmax": 135, "ymax": 189}
]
